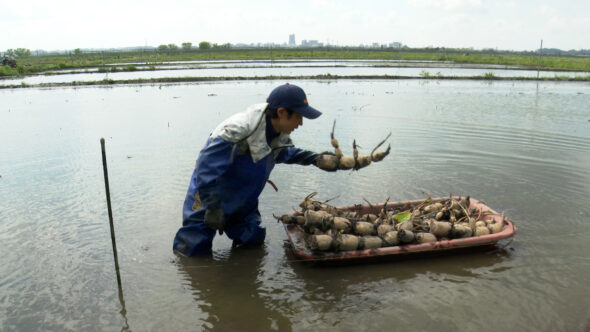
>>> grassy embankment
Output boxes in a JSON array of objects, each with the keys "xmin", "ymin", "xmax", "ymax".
[{"xmin": 1, "ymin": 47, "xmax": 589, "ymax": 87}]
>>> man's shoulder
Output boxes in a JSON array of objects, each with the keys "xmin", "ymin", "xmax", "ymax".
[{"xmin": 211, "ymin": 103, "xmax": 267, "ymax": 142}]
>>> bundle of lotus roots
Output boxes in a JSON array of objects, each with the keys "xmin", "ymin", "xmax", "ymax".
[
  {"xmin": 315, "ymin": 120, "xmax": 391, "ymax": 171},
  {"xmin": 274, "ymin": 193, "xmax": 506, "ymax": 252}
]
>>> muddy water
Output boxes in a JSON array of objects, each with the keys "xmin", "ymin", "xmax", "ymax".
[{"xmin": 1, "ymin": 80, "xmax": 590, "ymax": 331}]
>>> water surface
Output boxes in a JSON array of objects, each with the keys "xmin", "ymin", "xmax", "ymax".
[
  {"xmin": 1, "ymin": 60, "xmax": 588, "ymax": 86},
  {"xmin": 1, "ymin": 79, "xmax": 590, "ymax": 331}
]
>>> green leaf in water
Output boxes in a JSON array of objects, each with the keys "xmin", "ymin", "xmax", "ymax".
[{"xmin": 393, "ymin": 211, "xmax": 411, "ymax": 223}]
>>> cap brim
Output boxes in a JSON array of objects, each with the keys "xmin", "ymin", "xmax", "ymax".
[{"xmin": 292, "ymin": 105, "xmax": 322, "ymax": 119}]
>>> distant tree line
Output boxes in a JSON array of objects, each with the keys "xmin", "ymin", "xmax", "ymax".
[
  {"xmin": 539, "ymin": 48, "xmax": 590, "ymax": 56},
  {"xmin": 3, "ymin": 48, "xmax": 31, "ymax": 57},
  {"xmin": 4, "ymin": 44, "xmax": 590, "ymax": 58},
  {"xmin": 156, "ymin": 41, "xmax": 231, "ymax": 52},
  {"xmin": 1, "ymin": 41, "xmax": 234, "ymax": 58}
]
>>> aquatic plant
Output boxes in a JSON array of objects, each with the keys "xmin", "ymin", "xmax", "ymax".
[
  {"xmin": 483, "ymin": 72, "xmax": 496, "ymax": 79},
  {"xmin": 419, "ymin": 70, "xmax": 430, "ymax": 78}
]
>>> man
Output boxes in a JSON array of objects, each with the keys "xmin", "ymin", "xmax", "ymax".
[{"xmin": 173, "ymin": 83, "xmax": 333, "ymax": 256}]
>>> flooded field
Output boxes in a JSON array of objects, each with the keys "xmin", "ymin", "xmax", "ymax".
[
  {"xmin": 1, "ymin": 79, "xmax": 590, "ymax": 331},
  {"xmin": 1, "ymin": 60, "xmax": 588, "ymax": 87}
]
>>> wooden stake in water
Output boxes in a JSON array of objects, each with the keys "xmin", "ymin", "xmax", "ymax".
[
  {"xmin": 537, "ymin": 39, "xmax": 543, "ymax": 80},
  {"xmin": 100, "ymin": 138, "xmax": 129, "ymax": 329},
  {"xmin": 100, "ymin": 138, "xmax": 122, "ymax": 289}
]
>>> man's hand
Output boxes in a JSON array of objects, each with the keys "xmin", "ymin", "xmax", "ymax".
[
  {"xmin": 205, "ymin": 207, "xmax": 225, "ymax": 235},
  {"xmin": 316, "ymin": 151, "xmax": 338, "ymax": 172}
]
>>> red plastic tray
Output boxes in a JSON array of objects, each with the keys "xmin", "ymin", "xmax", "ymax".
[{"xmin": 284, "ymin": 197, "xmax": 516, "ymax": 263}]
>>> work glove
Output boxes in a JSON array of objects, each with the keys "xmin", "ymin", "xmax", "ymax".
[
  {"xmin": 315, "ymin": 151, "xmax": 338, "ymax": 172},
  {"xmin": 198, "ymin": 188, "xmax": 225, "ymax": 235},
  {"xmin": 205, "ymin": 206, "xmax": 225, "ymax": 235}
]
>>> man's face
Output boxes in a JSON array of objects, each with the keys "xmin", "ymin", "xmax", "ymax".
[{"xmin": 277, "ymin": 108, "xmax": 303, "ymax": 134}]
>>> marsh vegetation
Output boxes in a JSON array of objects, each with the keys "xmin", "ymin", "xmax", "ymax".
[{"xmin": 2, "ymin": 47, "xmax": 590, "ymax": 78}]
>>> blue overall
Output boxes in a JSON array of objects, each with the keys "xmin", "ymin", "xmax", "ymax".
[{"xmin": 173, "ymin": 111, "xmax": 317, "ymax": 256}]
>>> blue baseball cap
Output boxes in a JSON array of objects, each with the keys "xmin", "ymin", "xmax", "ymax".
[{"xmin": 267, "ymin": 83, "xmax": 322, "ymax": 119}]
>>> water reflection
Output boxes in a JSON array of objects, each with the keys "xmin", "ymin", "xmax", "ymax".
[
  {"xmin": 175, "ymin": 240, "xmax": 512, "ymax": 331},
  {"xmin": 276, "ymin": 242, "xmax": 514, "ymax": 329},
  {"xmin": 118, "ymin": 287, "xmax": 130, "ymax": 332},
  {"xmin": 284, "ymin": 242, "xmax": 513, "ymax": 282},
  {"xmin": 176, "ymin": 247, "xmax": 292, "ymax": 331}
]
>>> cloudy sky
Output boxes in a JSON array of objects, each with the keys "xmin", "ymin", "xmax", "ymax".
[{"xmin": 2, "ymin": 0, "xmax": 589, "ymax": 52}]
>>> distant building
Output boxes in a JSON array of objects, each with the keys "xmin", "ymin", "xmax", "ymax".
[
  {"xmin": 301, "ymin": 39, "xmax": 323, "ymax": 47},
  {"xmin": 389, "ymin": 42, "xmax": 403, "ymax": 48},
  {"xmin": 289, "ymin": 34, "xmax": 296, "ymax": 47}
]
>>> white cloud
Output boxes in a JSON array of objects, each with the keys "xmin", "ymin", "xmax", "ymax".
[
  {"xmin": 538, "ymin": 4, "xmax": 556, "ymax": 15},
  {"xmin": 408, "ymin": 0, "xmax": 484, "ymax": 10},
  {"xmin": 310, "ymin": 0, "xmax": 343, "ymax": 10}
]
